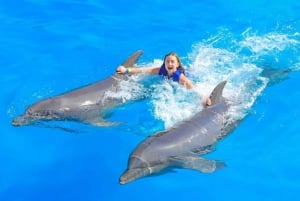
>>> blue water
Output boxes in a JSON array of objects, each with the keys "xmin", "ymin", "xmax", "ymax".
[{"xmin": 1, "ymin": 0, "xmax": 300, "ymax": 200}]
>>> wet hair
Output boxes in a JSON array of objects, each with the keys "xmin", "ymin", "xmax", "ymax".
[{"xmin": 162, "ymin": 52, "xmax": 185, "ymax": 74}]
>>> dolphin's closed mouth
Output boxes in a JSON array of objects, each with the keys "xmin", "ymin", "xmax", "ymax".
[{"xmin": 12, "ymin": 116, "xmax": 29, "ymax": 126}]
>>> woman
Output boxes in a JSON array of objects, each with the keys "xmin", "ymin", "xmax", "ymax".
[{"xmin": 116, "ymin": 52, "xmax": 211, "ymax": 105}]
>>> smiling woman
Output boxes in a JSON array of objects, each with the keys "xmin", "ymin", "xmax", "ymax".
[
  {"xmin": 116, "ymin": 52, "xmax": 212, "ymax": 105},
  {"xmin": 116, "ymin": 52, "xmax": 187, "ymax": 83}
]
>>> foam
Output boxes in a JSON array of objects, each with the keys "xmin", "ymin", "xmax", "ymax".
[
  {"xmin": 103, "ymin": 75, "xmax": 149, "ymax": 103},
  {"xmin": 150, "ymin": 81, "xmax": 201, "ymax": 129},
  {"xmin": 240, "ymin": 31, "xmax": 299, "ymax": 55},
  {"xmin": 136, "ymin": 30, "xmax": 299, "ymax": 129}
]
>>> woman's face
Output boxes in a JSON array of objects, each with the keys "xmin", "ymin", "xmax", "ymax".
[{"xmin": 164, "ymin": 55, "xmax": 179, "ymax": 75}]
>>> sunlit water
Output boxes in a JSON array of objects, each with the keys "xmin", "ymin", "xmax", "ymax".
[{"xmin": 1, "ymin": 0, "xmax": 300, "ymax": 201}]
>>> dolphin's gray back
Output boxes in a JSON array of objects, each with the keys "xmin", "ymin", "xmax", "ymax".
[
  {"xmin": 58, "ymin": 50, "xmax": 144, "ymax": 105},
  {"xmin": 134, "ymin": 81, "xmax": 229, "ymax": 161},
  {"xmin": 34, "ymin": 50, "xmax": 145, "ymax": 109},
  {"xmin": 57, "ymin": 77, "xmax": 118, "ymax": 105},
  {"xmin": 138, "ymin": 100, "xmax": 229, "ymax": 159}
]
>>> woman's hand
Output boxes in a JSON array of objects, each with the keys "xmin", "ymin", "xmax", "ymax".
[
  {"xmin": 205, "ymin": 97, "xmax": 212, "ymax": 106},
  {"xmin": 116, "ymin": 65, "xmax": 126, "ymax": 74}
]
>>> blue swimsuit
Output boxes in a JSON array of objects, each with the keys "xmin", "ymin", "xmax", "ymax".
[{"xmin": 158, "ymin": 65, "xmax": 183, "ymax": 82}]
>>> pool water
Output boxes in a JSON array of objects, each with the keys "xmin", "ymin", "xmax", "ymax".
[{"xmin": 1, "ymin": 0, "xmax": 300, "ymax": 200}]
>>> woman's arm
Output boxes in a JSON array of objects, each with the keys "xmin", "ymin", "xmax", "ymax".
[
  {"xmin": 179, "ymin": 74, "xmax": 211, "ymax": 106},
  {"xmin": 179, "ymin": 74, "xmax": 193, "ymax": 89},
  {"xmin": 116, "ymin": 65, "xmax": 160, "ymax": 74}
]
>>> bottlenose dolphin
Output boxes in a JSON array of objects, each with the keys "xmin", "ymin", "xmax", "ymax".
[
  {"xmin": 12, "ymin": 50, "xmax": 143, "ymax": 127},
  {"xmin": 120, "ymin": 80, "xmax": 230, "ymax": 184}
]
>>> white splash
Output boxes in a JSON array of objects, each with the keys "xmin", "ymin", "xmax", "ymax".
[
  {"xmin": 148, "ymin": 30, "xmax": 299, "ymax": 129},
  {"xmin": 103, "ymin": 30, "xmax": 299, "ymax": 130},
  {"xmin": 103, "ymin": 76, "xmax": 149, "ymax": 103},
  {"xmin": 151, "ymin": 81, "xmax": 202, "ymax": 129},
  {"xmin": 240, "ymin": 31, "xmax": 299, "ymax": 55}
]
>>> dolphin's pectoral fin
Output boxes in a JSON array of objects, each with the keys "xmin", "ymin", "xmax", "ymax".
[
  {"xmin": 83, "ymin": 117, "xmax": 122, "ymax": 127},
  {"xmin": 78, "ymin": 109, "xmax": 123, "ymax": 127},
  {"xmin": 86, "ymin": 120, "xmax": 121, "ymax": 127},
  {"xmin": 170, "ymin": 155, "xmax": 226, "ymax": 173}
]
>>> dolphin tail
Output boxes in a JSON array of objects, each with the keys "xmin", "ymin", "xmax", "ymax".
[
  {"xmin": 260, "ymin": 67, "xmax": 292, "ymax": 86},
  {"xmin": 122, "ymin": 50, "xmax": 144, "ymax": 67},
  {"xmin": 209, "ymin": 80, "xmax": 227, "ymax": 105}
]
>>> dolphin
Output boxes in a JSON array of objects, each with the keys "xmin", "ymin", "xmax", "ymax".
[
  {"xmin": 120, "ymin": 80, "xmax": 231, "ymax": 184},
  {"xmin": 12, "ymin": 50, "xmax": 143, "ymax": 127}
]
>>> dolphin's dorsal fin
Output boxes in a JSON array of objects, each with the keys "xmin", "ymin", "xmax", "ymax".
[
  {"xmin": 122, "ymin": 50, "xmax": 144, "ymax": 67},
  {"xmin": 209, "ymin": 80, "xmax": 227, "ymax": 105}
]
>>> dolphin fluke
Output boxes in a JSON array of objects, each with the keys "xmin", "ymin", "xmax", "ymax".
[{"xmin": 121, "ymin": 50, "xmax": 143, "ymax": 67}]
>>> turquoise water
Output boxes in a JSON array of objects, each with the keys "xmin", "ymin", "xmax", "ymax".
[{"xmin": 1, "ymin": 0, "xmax": 300, "ymax": 200}]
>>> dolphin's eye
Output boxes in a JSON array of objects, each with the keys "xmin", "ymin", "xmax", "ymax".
[
  {"xmin": 32, "ymin": 113, "xmax": 40, "ymax": 117},
  {"xmin": 26, "ymin": 109, "xmax": 33, "ymax": 115}
]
